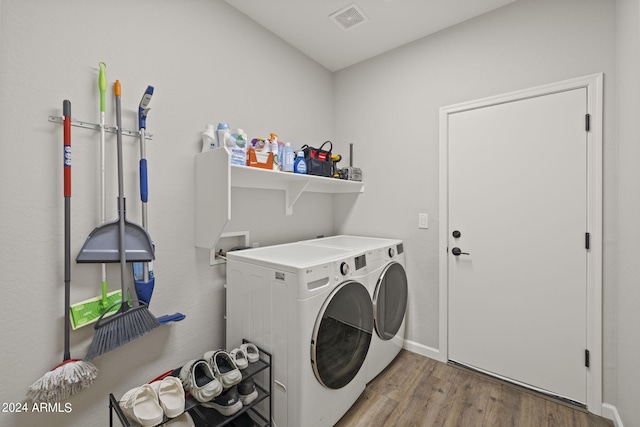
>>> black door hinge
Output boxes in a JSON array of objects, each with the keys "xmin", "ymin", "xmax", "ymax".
[
  {"xmin": 585, "ymin": 114, "xmax": 591, "ymax": 131},
  {"xmin": 585, "ymin": 349, "xmax": 590, "ymax": 368},
  {"xmin": 585, "ymin": 232, "xmax": 590, "ymax": 250}
]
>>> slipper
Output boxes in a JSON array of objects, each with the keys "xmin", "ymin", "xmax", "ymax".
[
  {"xmin": 230, "ymin": 347, "xmax": 249, "ymax": 370},
  {"xmin": 150, "ymin": 376, "xmax": 185, "ymax": 419},
  {"xmin": 119, "ymin": 384, "xmax": 164, "ymax": 427},
  {"xmin": 179, "ymin": 359, "xmax": 223, "ymax": 403},
  {"xmin": 240, "ymin": 343, "xmax": 260, "ymax": 363},
  {"xmin": 204, "ymin": 350, "xmax": 242, "ymax": 389}
]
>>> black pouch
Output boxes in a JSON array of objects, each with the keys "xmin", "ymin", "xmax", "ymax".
[{"xmin": 301, "ymin": 141, "xmax": 333, "ymax": 177}]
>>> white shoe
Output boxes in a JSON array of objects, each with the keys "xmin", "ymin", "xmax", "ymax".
[
  {"xmin": 204, "ymin": 350, "xmax": 243, "ymax": 389},
  {"xmin": 229, "ymin": 347, "xmax": 249, "ymax": 370},
  {"xmin": 119, "ymin": 384, "xmax": 164, "ymax": 427},
  {"xmin": 240, "ymin": 343, "xmax": 260, "ymax": 363},
  {"xmin": 150, "ymin": 376, "xmax": 185, "ymax": 419},
  {"xmin": 165, "ymin": 411, "xmax": 195, "ymax": 426},
  {"xmin": 179, "ymin": 359, "xmax": 223, "ymax": 403}
]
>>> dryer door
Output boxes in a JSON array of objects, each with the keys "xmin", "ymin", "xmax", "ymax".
[
  {"xmin": 373, "ymin": 261, "xmax": 408, "ymax": 340},
  {"xmin": 311, "ymin": 281, "xmax": 373, "ymax": 389}
]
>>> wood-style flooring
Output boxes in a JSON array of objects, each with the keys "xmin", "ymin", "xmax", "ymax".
[{"xmin": 335, "ymin": 350, "xmax": 613, "ymax": 427}]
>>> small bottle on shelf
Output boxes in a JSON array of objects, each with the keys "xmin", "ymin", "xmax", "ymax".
[{"xmin": 294, "ymin": 151, "xmax": 307, "ymax": 174}]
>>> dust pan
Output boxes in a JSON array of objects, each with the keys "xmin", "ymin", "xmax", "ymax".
[
  {"xmin": 76, "ymin": 73, "xmax": 153, "ymax": 264},
  {"xmin": 76, "ymin": 214, "xmax": 154, "ymax": 263}
]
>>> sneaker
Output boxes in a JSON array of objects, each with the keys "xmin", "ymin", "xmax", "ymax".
[
  {"xmin": 119, "ymin": 384, "xmax": 164, "ymax": 427},
  {"xmin": 201, "ymin": 385, "xmax": 243, "ymax": 416},
  {"xmin": 178, "ymin": 359, "xmax": 223, "ymax": 403},
  {"xmin": 238, "ymin": 377, "xmax": 258, "ymax": 406},
  {"xmin": 229, "ymin": 347, "xmax": 249, "ymax": 370},
  {"xmin": 204, "ymin": 350, "xmax": 243, "ymax": 389},
  {"xmin": 165, "ymin": 411, "xmax": 195, "ymax": 426},
  {"xmin": 240, "ymin": 343, "xmax": 260, "ymax": 363},
  {"xmin": 150, "ymin": 376, "xmax": 185, "ymax": 419}
]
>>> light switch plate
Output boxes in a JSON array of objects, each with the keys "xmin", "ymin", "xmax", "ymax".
[{"xmin": 419, "ymin": 213, "xmax": 428, "ymax": 229}]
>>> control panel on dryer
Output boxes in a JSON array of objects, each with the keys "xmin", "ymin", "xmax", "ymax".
[{"xmin": 354, "ymin": 254, "xmax": 367, "ymax": 271}]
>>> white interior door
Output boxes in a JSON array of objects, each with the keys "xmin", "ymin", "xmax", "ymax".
[{"xmin": 447, "ymin": 88, "xmax": 588, "ymax": 403}]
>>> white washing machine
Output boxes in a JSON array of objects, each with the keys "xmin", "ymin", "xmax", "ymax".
[
  {"xmin": 225, "ymin": 242, "xmax": 373, "ymax": 427},
  {"xmin": 300, "ymin": 235, "xmax": 408, "ymax": 383}
]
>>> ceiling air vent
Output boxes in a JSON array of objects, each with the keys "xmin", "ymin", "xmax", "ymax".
[{"xmin": 329, "ymin": 3, "xmax": 369, "ymax": 31}]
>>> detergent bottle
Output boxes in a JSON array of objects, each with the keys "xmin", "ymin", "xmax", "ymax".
[
  {"xmin": 201, "ymin": 124, "xmax": 216, "ymax": 152},
  {"xmin": 225, "ymin": 129, "xmax": 248, "ymax": 166},
  {"xmin": 282, "ymin": 143, "xmax": 295, "ymax": 172},
  {"xmin": 269, "ymin": 133, "xmax": 279, "ymax": 170},
  {"xmin": 294, "ymin": 151, "xmax": 307, "ymax": 174},
  {"xmin": 216, "ymin": 123, "xmax": 230, "ymax": 148}
]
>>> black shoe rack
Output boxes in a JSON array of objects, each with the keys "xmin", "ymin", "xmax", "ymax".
[{"xmin": 109, "ymin": 341, "xmax": 272, "ymax": 427}]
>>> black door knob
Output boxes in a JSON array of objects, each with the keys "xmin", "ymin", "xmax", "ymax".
[
  {"xmin": 451, "ymin": 247, "xmax": 469, "ymax": 256},
  {"xmin": 452, "ymin": 230, "xmax": 461, "ymax": 238}
]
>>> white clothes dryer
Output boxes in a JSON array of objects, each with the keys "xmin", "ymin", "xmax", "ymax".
[
  {"xmin": 225, "ymin": 242, "xmax": 373, "ymax": 427},
  {"xmin": 300, "ymin": 235, "xmax": 408, "ymax": 383}
]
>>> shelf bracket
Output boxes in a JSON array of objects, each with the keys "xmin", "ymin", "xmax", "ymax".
[
  {"xmin": 49, "ymin": 115, "xmax": 153, "ymax": 140},
  {"xmin": 285, "ymin": 180, "xmax": 310, "ymax": 216}
]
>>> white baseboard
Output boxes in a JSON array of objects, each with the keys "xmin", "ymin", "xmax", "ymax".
[
  {"xmin": 602, "ymin": 403, "xmax": 623, "ymax": 427},
  {"xmin": 403, "ymin": 339, "xmax": 443, "ymax": 362}
]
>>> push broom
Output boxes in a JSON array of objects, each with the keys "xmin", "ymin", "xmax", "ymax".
[
  {"xmin": 82, "ymin": 80, "xmax": 159, "ymax": 361},
  {"xmin": 27, "ymin": 100, "xmax": 98, "ymax": 403},
  {"xmin": 69, "ymin": 62, "xmax": 122, "ymax": 330}
]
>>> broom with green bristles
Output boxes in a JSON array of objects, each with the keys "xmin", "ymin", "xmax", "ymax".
[{"xmin": 69, "ymin": 62, "xmax": 122, "ymax": 330}]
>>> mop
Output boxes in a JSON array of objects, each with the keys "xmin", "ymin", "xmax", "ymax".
[
  {"xmin": 69, "ymin": 62, "xmax": 122, "ymax": 330},
  {"xmin": 27, "ymin": 100, "xmax": 98, "ymax": 402}
]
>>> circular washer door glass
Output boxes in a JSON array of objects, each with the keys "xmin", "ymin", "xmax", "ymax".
[
  {"xmin": 373, "ymin": 261, "xmax": 408, "ymax": 340},
  {"xmin": 311, "ymin": 281, "xmax": 373, "ymax": 389}
]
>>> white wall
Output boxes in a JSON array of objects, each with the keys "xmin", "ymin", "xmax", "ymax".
[
  {"xmin": 3, "ymin": 0, "xmax": 639, "ymax": 426},
  {"xmin": 0, "ymin": 1, "xmax": 334, "ymax": 426},
  {"xmin": 334, "ymin": 0, "xmax": 619, "ymax": 413},
  {"xmin": 615, "ymin": 0, "xmax": 640, "ymax": 425}
]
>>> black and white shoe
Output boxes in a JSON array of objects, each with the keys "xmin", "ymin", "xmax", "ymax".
[
  {"xmin": 238, "ymin": 377, "xmax": 258, "ymax": 406},
  {"xmin": 201, "ymin": 385, "xmax": 243, "ymax": 416}
]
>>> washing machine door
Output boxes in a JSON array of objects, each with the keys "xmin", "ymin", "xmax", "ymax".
[
  {"xmin": 373, "ymin": 261, "xmax": 408, "ymax": 340},
  {"xmin": 311, "ymin": 280, "xmax": 373, "ymax": 389}
]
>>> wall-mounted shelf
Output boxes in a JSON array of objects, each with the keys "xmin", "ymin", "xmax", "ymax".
[{"xmin": 195, "ymin": 148, "xmax": 364, "ymax": 250}]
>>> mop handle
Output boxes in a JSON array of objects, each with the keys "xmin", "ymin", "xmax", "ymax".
[
  {"xmin": 63, "ymin": 101, "xmax": 71, "ymax": 198},
  {"xmin": 99, "ymin": 63, "xmax": 108, "ymax": 292},
  {"xmin": 63, "ymin": 100, "xmax": 71, "ymax": 361},
  {"xmin": 138, "ymin": 86, "xmax": 153, "ymax": 207},
  {"xmin": 114, "ymin": 81, "xmax": 124, "ymax": 200},
  {"xmin": 114, "ymin": 80, "xmax": 129, "ymax": 311}
]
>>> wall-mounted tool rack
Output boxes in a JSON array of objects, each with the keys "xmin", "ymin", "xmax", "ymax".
[{"xmin": 48, "ymin": 115, "xmax": 153, "ymax": 140}]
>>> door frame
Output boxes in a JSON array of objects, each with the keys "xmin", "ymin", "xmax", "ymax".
[{"xmin": 438, "ymin": 73, "xmax": 603, "ymax": 414}]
